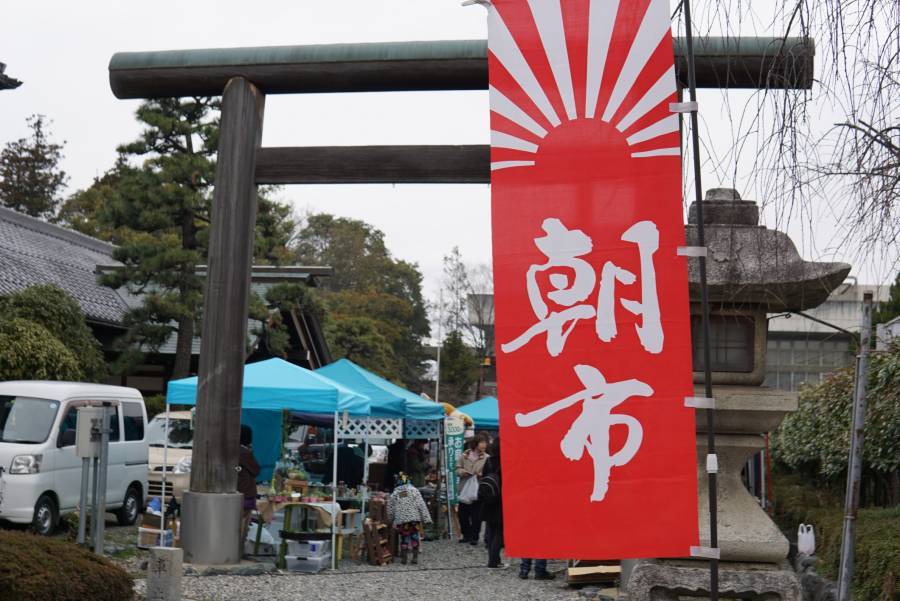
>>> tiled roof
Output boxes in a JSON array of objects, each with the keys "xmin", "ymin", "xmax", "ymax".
[{"xmin": 0, "ymin": 207, "xmax": 129, "ymax": 324}]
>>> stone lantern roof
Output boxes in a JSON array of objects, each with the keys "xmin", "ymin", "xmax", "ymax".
[{"xmin": 686, "ymin": 188, "xmax": 850, "ymax": 311}]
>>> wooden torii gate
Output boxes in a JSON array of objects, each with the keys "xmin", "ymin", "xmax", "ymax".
[{"xmin": 108, "ymin": 37, "xmax": 813, "ymax": 565}]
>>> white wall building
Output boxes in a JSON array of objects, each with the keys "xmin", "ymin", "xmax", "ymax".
[{"xmin": 765, "ymin": 283, "xmax": 890, "ymax": 390}]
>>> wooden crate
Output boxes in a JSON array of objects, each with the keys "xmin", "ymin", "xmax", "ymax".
[
  {"xmin": 566, "ymin": 560, "xmax": 621, "ymax": 585},
  {"xmin": 362, "ymin": 519, "xmax": 393, "ymax": 566}
]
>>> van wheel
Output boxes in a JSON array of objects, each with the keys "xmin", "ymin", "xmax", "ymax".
[
  {"xmin": 116, "ymin": 485, "xmax": 141, "ymax": 526},
  {"xmin": 32, "ymin": 494, "xmax": 58, "ymax": 536}
]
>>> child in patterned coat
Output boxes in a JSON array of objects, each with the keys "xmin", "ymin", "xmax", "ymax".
[{"xmin": 387, "ymin": 472, "xmax": 433, "ymax": 564}]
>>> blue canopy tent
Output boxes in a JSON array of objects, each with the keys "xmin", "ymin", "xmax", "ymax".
[
  {"xmin": 463, "ymin": 396, "xmax": 499, "ymax": 430},
  {"xmin": 166, "ymin": 358, "xmax": 371, "ymax": 482},
  {"xmin": 166, "ymin": 358, "xmax": 372, "ymax": 566},
  {"xmin": 316, "ymin": 358, "xmax": 444, "ymax": 421}
]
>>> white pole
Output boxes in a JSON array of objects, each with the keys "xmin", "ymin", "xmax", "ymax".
[
  {"xmin": 331, "ymin": 410, "xmax": 339, "ymax": 570},
  {"xmin": 160, "ymin": 402, "xmax": 170, "ymax": 547}
]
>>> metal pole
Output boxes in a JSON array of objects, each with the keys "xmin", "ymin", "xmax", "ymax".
[
  {"xmin": 77, "ymin": 456, "xmax": 90, "ymax": 545},
  {"xmin": 362, "ymin": 439, "xmax": 370, "ymax": 533},
  {"xmin": 837, "ymin": 292, "xmax": 873, "ymax": 601},
  {"xmin": 435, "ymin": 290, "xmax": 443, "ymax": 404},
  {"xmin": 160, "ymin": 402, "xmax": 171, "ymax": 547},
  {"xmin": 331, "ymin": 411, "xmax": 339, "ymax": 570},
  {"xmin": 90, "ymin": 455, "xmax": 99, "ymax": 548},
  {"xmin": 94, "ymin": 403, "xmax": 111, "ymax": 554},
  {"xmin": 680, "ymin": 0, "xmax": 719, "ymax": 597}
]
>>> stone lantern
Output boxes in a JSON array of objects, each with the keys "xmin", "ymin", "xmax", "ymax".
[{"xmin": 626, "ymin": 189, "xmax": 850, "ymax": 600}]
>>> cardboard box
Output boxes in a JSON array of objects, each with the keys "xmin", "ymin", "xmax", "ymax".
[{"xmin": 138, "ymin": 527, "xmax": 174, "ymax": 549}]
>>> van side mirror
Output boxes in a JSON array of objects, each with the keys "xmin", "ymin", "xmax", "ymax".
[{"xmin": 58, "ymin": 429, "xmax": 76, "ymax": 448}]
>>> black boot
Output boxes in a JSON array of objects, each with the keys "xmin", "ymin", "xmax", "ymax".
[
  {"xmin": 400, "ymin": 549, "xmax": 408, "ymax": 565},
  {"xmin": 411, "ymin": 548, "xmax": 419, "ymax": 565}
]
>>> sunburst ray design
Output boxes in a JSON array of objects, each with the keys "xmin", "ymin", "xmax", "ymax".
[{"xmin": 489, "ymin": 0, "xmax": 682, "ymax": 172}]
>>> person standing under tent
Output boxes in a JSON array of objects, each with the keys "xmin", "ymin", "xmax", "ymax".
[
  {"xmin": 387, "ymin": 472, "xmax": 433, "ymax": 564},
  {"xmin": 383, "ymin": 440, "xmax": 405, "ymax": 490},
  {"xmin": 238, "ymin": 425, "xmax": 261, "ymax": 545},
  {"xmin": 406, "ymin": 440, "xmax": 429, "ymax": 488},
  {"xmin": 456, "ymin": 433, "xmax": 488, "ymax": 544}
]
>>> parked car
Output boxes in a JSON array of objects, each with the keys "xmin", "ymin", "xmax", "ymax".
[
  {"xmin": 146, "ymin": 411, "xmax": 193, "ymax": 502},
  {"xmin": 0, "ymin": 381, "xmax": 148, "ymax": 535}
]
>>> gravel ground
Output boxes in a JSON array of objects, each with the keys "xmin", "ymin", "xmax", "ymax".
[{"xmin": 135, "ymin": 539, "xmax": 604, "ymax": 601}]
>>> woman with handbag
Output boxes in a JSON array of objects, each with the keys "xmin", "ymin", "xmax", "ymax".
[{"xmin": 456, "ymin": 433, "xmax": 489, "ymax": 545}]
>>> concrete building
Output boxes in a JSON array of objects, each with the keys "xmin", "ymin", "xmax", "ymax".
[{"xmin": 765, "ymin": 283, "xmax": 890, "ymax": 390}]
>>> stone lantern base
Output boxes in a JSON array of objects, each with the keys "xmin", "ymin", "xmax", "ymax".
[{"xmin": 626, "ymin": 559, "xmax": 801, "ymax": 601}]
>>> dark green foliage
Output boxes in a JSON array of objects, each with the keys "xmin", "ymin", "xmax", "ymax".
[
  {"xmin": 248, "ymin": 283, "xmax": 325, "ymax": 358},
  {"xmin": 772, "ymin": 342, "xmax": 900, "ymax": 504},
  {"xmin": 294, "ymin": 214, "xmax": 429, "ymax": 387},
  {"xmin": 265, "ymin": 282, "xmax": 324, "ymax": 322},
  {"xmin": 440, "ymin": 330, "xmax": 478, "ymax": 403},
  {"xmin": 0, "ymin": 318, "xmax": 82, "ymax": 381},
  {"xmin": 0, "ymin": 114, "xmax": 68, "ymax": 219},
  {"xmin": 773, "ymin": 473, "xmax": 899, "ymax": 601},
  {"xmin": 255, "ymin": 194, "xmax": 296, "ymax": 265},
  {"xmin": 143, "ymin": 394, "xmax": 167, "ymax": 419},
  {"xmin": 875, "ymin": 272, "xmax": 900, "ymax": 326},
  {"xmin": 0, "ymin": 284, "xmax": 107, "ymax": 381},
  {"xmin": 325, "ymin": 316, "xmax": 395, "ymax": 375},
  {"xmin": 96, "ymin": 98, "xmax": 218, "ymax": 379},
  {"xmin": 0, "ymin": 529, "xmax": 134, "ymax": 601}
]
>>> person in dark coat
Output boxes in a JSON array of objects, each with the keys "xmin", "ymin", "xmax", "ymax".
[
  {"xmin": 406, "ymin": 440, "xmax": 429, "ymax": 488},
  {"xmin": 238, "ymin": 425, "xmax": 261, "ymax": 544},
  {"xmin": 383, "ymin": 440, "xmax": 405, "ymax": 491},
  {"xmin": 323, "ymin": 444, "xmax": 365, "ymax": 488},
  {"xmin": 479, "ymin": 437, "xmax": 504, "ymax": 568}
]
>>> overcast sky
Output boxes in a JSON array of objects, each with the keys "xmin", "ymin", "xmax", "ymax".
[{"xmin": 1, "ymin": 0, "xmax": 890, "ymax": 319}]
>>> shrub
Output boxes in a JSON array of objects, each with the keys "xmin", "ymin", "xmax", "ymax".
[
  {"xmin": 0, "ymin": 529, "xmax": 133, "ymax": 600},
  {"xmin": 143, "ymin": 394, "xmax": 166, "ymax": 419},
  {"xmin": 0, "ymin": 318, "xmax": 82, "ymax": 381},
  {"xmin": 773, "ymin": 473, "xmax": 900, "ymax": 601},
  {"xmin": 772, "ymin": 343, "xmax": 900, "ymax": 506},
  {"xmin": 0, "ymin": 284, "xmax": 107, "ymax": 381}
]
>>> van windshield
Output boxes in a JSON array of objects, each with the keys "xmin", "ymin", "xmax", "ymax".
[
  {"xmin": 0, "ymin": 396, "xmax": 60, "ymax": 444},
  {"xmin": 147, "ymin": 417, "xmax": 193, "ymax": 449}
]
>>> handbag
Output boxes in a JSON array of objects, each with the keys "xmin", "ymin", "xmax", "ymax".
[{"xmin": 458, "ymin": 475, "xmax": 479, "ymax": 505}]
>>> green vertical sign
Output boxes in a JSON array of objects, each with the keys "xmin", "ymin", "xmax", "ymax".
[{"xmin": 445, "ymin": 417, "xmax": 466, "ymax": 505}]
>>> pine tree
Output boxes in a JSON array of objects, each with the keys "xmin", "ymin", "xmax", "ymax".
[
  {"xmin": 98, "ymin": 98, "xmax": 218, "ymax": 379},
  {"xmin": 60, "ymin": 99, "xmax": 295, "ymax": 378},
  {"xmin": 0, "ymin": 114, "xmax": 68, "ymax": 218}
]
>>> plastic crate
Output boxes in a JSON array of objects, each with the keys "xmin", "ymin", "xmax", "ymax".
[
  {"xmin": 287, "ymin": 540, "xmax": 330, "ymax": 558},
  {"xmin": 285, "ymin": 553, "xmax": 331, "ymax": 573}
]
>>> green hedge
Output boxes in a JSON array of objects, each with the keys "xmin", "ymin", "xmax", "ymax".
[
  {"xmin": 773, "ymin": 474, "xmax": 899, "ymax": 601},
  {"xmin": 0, "ymin": 530, "xmax": 134, "ymax": 601}
]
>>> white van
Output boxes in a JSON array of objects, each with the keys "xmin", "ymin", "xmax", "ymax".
[
  {"xmin": 146, "ymin": 411, "xmax": 193, "ymax": 501},
  {"xmin": 0, "ymin": 381, "xmax": 148, "ymax": 535}
]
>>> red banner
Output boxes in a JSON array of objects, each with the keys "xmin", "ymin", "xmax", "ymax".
[{"xmin": 489, "ymin": 0, "xmax": 698, "ymax": 559}]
